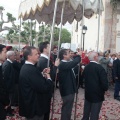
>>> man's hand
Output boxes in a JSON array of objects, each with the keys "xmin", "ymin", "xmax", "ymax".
[
  {"xmin": 54, "ymin": 58, "xmax": 60, "ymax": 66},
  {"xmin": 43, "ymin": 67, "xmax": 50, "ymax": 74},
  {"xmin": 42, "ymin": 68, "xmax": 51, "ymax": 79}
]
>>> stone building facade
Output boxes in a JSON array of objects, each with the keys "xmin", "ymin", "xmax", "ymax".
[{"xmin": 71, "ymin": 0, "xmax": 120, "ymax": 53}]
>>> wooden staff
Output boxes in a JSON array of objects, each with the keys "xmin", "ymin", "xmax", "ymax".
[
  {"xmin": 96, "ymin": 0, "xmax": 101, "ymax": 52},
  {"xmin": 50, "ymin": 0, "xmax": 66, "ymax": 119},
  {"xmin": 18, "ymin": 18, "xmax": 21, "ymax": 51},
  {"xmin": 74, "ymin": 0, "xmax": 85, "ymax": 120}
]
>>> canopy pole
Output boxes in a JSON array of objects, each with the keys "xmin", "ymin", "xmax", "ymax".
[
  {"xmin": 47, "ymin": 0, "xmax": 58, "ymax": 67},
  {"xmin": 30, "ymin": 20, "xmax": 32, "ymax": 46},
  {"xmin": 43, "ymin": 23, "xmax": 46, "ymax": 42},
  {"xmin": 34, "ymin": 20, "xmax": 38, "ymax": 47},
  {"xmin": 50, "ymin": 1, "xmax": 65, "ymax": 120},
  {"xmin": 18, "ymin": 18, "xmax": 21, "ymax": 51},
  {"xmin": 57, "ymin": 0, "xmax": 65, "ymax": 58},
  {"xmin": 74, "ymin": 0, "xmax": 85, "ymax": 120},
  {"xmin": 80, "ymin": 1, "xmax": 85, "ymax": 50},
  {"xmin": 97, "ymin": 0, "xmax": 101, "ymax": 52}
]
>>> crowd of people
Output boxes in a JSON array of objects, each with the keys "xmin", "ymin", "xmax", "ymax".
[{"xmin": 0, "ymin": 42, "xmax": 120, "ymax": 120}]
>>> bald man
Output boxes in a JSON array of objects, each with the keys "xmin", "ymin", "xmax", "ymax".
[{"xmin": 82, "ymin": 52, "xmax": 108, "ymax": 120}]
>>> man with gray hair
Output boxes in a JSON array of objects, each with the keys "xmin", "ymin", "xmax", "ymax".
[
  {"xmin": 2, "ymin": 50, "xmax": 15, "ymax": 116},
  {"xmin": 82, "ymin": 52, "xmax": 108, "ymax": 120}
]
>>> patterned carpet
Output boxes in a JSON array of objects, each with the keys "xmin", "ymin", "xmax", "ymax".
[{"xmin": 6, "ymin": 87, "xmax": 120, "ymax": 120}]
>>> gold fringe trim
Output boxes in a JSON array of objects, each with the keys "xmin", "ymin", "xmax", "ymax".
[{"xmin": 19, "ymin": 0, "xmax": 52, "ymax": 19}]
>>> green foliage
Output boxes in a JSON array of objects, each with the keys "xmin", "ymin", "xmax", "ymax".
[
  {"xmin": 38, "ymin": 26, "xmax": 71, "ymax": 45},
  {"xmin": 9, "ymin": 29, "xmax": 14, "ymax": 34},
  {"xmin": 6, "ymin": 13, "xmax": 16, "ymax": 22},
  {"xmin": 5, "ymin": 20, "xmax": 71, "ymax": 45},
  {"xmin": 61, "ymin": 29, "xmax": 71, "ymax": 43},
  {"xmin": 0, "ymin": 6, "xmax": 4, "ymax": 10}
]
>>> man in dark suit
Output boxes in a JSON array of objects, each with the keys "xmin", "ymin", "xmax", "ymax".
[
  {"xmin": 113, "ymin": 53, "xmax": 120, "ymax": 101},
  {"xmin": 0, "ymin": 44, "xmax": 9, "ymax": 120},
  {"xmin": 58, "ymin": 49, "xmax": 81, "ymax": 120},
  {"xmin": 82, "ymin": 52, "xmax": 108, "ymax": 120},
  {"xmin": 19, "ymin": 46, "xmax": 53, "ymax": 120},
  {"xmin": 37, "ymin": 41, "xmax": 59, "ymax": 120},
  {"xmin": 2, "ymin": 50, "xmax": 15, "ymax": 116},
  {"xmin": 13, "ymin": 51, "xmax": 22, "ymax": 106}
]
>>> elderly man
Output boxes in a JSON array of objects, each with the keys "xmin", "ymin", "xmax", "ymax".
[
  {"xmin": 2, "ymin": 50, "xmax": 15, "ymax": 116},
  {"xmin": 82, "ymin": 52, "xmax": 108, "ymax": 120}
]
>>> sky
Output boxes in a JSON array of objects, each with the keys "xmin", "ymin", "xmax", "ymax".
[
  {"xmin": 0, "ymin": 0, "xmax": 22, "ymax": 23},
  {"xmin": 0, "ymin": 0, "xmax": 72, "ymax": 35}
]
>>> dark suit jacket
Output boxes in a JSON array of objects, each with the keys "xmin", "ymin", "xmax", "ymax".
[
  {"xmin": 37, "ymin": 56, "xmax": 57, "ymax": 80},
  {"xmin": 113, "ymin": 59, "xmax": 120, "ymax": 80},
  {"xmin": 83, "ymin": 62, "xmax": 108, "ymax": 103},
  {"xmin": 37, "ymin": 56, "xmax": 56, "ymax": 113},
  {"xmin": 13, "ymin": 60, "xmax": 22, "ymax": 84},
  {"xmin": 2, "ymin": 60, "xmax": 15, "ymax": 93},
  {"xmin": 58, "ymin": 55, "xmax": 81, "ymax": 96},
  {"xmin": 19, "ymin": 64, "xmax": 53, "ymax": 118},
  {"xmin": 0, "ymin": 65, "xmax": 9, "ymax": 120}
]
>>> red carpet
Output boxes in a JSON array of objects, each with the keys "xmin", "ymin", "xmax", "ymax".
[{"xmin": 6, "ymin": 87, "xmax": 120, "ymax": 120}]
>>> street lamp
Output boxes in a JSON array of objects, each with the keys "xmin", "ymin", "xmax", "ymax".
[{"xmin": 82, "ymin": 25, "xmax": 87, "ymax": 51}]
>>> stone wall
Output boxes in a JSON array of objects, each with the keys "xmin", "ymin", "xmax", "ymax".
[
  {"xmin": 71, "ymin": 0, "xmax": 119, "ymax": 52},
  {"xmin": 116, "ymin": 2, "xmax": 120, "ymax": 52},
  {"xmin": 101, "ymin": 0, "xmax": 117, "ymax": 52}
]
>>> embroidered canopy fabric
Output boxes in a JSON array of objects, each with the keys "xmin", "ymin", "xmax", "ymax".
[{"xmin": 18, "ymin": 0, "xmax": 104, "ymax": 25}]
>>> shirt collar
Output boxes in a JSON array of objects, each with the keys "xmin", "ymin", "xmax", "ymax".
[
  {"xmin": 90, "ymin": 61, "xmax": 99, "ymax": 64},
  {"xmin": 61, "ymin": 60, "xmax": 71, "ymax": 62},
  {"xmin": 7, "ymin": 59, "xmax": 13, "ymax": 63},
  {"xmin": 0, "ymin": 63, "xmax": 2, "ymax": 66},
  {"xmin": 41, "ymin": 53, "xmax": 49, "ymax": 59},
  {"xmin": 25, "ymin": 61, "xmax": 34, "ymax": 65}
]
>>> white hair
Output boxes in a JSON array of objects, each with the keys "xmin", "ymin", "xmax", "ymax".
[
  {"xmin": 88, "ymin": 52, "xmax": 97, "ymax": 61},
  {"xmin": 6, "ymin": 51, "xmax": 15, "ymax": 58}
]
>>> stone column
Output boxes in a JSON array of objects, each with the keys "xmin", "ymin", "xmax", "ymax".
[
  {"xmin": 116, "ymin": 2, "xmax": 120, "ymax": 52},
  {"xmin": 102, "ymin": 0, "xmax": 117, "ymax": 52}
]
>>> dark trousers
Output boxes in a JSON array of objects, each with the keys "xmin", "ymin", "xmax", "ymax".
[
  {"xmin": 43, "ymin": 98, "xmax": 51, "ymax": 120},
  {"xmin": 14, "ymin": 84, "xmax": 19, "ymax": 106},
  {"xmin": 9, "ymin": 92, "xmax": 15, "ymax": 106},
  {"xmin": 43, "ymin": 111, "xmax": 50, "ymax": 120},
  {"xmin": 0, "ymin": 103, "xmax": 6, "ymax": 120},
  {"xmin": 82, "ymin": 100, "xmax": 102, "ymax": 120},
  {"xmin": 61, "ymin": 94, "xmax": 75, "ymax": 120},
  {"xmin": 114, "ymin": 80, "xmax": 120, "ymax": 98},
  {"xmin": 26, "ymin": 115, "xmax": 44, "ymax": 120}
]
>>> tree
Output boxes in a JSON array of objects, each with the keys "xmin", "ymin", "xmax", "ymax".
[
  {"xmin": 5, "ymin": 19, "xmax": 71, "ymax": 46},
  {"xmin": 21, "ymin": 21, "xmax": 37, "ymax": 45},
  {"xmin": 60, "ymin": 28, "xmax": 71, "ymax": 43},
  {"xmin": 6, "ymin": 21, "xmax": 37, "ymax": 45},
  {"xmin": 38, "ymin": 26, "xmax": 71, "ymax": 45},
  {"xmin": 0, "ymin": 6, "xmax": 16, "ymax": 32}
]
